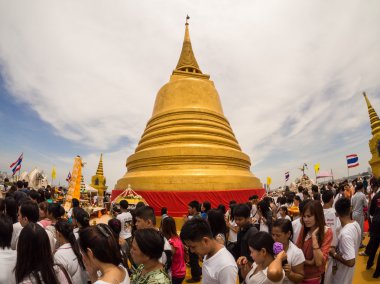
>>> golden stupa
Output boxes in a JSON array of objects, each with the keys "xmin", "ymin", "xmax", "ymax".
[
  {"xmin": 115, "ymin": 18, "xmax": 262, "ymax": 194},
  {"xmin": 90, "ymin": 154, "xmax": 108, "ymax": 197},
  {"xmin": 363, "ymin": 92, "xmax": 380, "ymax": 177}
]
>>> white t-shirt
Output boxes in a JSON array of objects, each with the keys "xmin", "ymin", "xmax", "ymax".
[
  {"xmin": 245, "ymin": 262, "xmax": 284, "ymax": 284},
  {"xmin": 251, "ymin": 205, "xmax": 259, "ymax": 224},
  {"xmin": 93, "ymin": 265, "xmax": 130, "ymax": 284},
  {"xmin": 202, "ymin": 247, "xmax": 238, "ymax": 284},
  {"xmin": 11, "ymin": 222, "xmax": 23, "ymax": 250},
  {"xmin": 12, "ymin": 222, "xmax": 56, "ymax": 253},
  {"xmin": 159, "ymin": 237, "xmax": 172, "ymax": 266},
  {"xmin": 228, "ymin": 220, "xmax": 238, "ymax": 242},
  {"xmin": 54, "ymin": 243, "xmax": 88, "ymax": 284},
  {"xmin": 278, "ymin": 215, "xmax": 292, "ymax": 221},
  {"xmin": 323, "ymin": 207, "xmax": 341, "ymax": 246},
  {"xmin": 291, "ymin": 218, "xmax": 302, "ymax": 243},
  {"xmin": 283, "ymin": 242, "xmax": 305, "ymax": 284},
  {"xmin": 324, "ymin": 222, "xmax": 361, "ymax": 284},
  {"xmin": 117, "ymin": 212, "xmax": 133, "ymax": 239},
  {"xmin": 0, "ymin": 248, "xmax": 17, "ymax": 284}
]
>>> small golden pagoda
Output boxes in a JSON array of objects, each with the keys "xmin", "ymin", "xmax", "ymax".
[
  {"xmin": 90, "ymin": 154, "xmax": 107, "ymax": 197},
  {"xmin": 115, "ymin": 18, "xmax": 262, "ymax": 211},
  {"xmin": 363, "ymin": 92, "xmax": 380, "ymax": 177}
]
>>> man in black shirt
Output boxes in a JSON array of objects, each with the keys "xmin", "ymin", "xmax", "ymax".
[{"xmin": 233, "ymin": 203, "xmax": 258, "ymax": 282}]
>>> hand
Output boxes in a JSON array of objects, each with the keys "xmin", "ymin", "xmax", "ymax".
[
  {"xmin": 237, "ymin": 256, "xmax": 249, "ymax": 267},
  {"xmin": 277, "ymin": 250, "xmax": 287, "ymax": 261},
  {"xmin": 312, "ymin": 227, "xmax": 319, "ymax": 237},
  {"xmin": 252, "ymin": 217, "xmax": 257, "ymax": 223},
  {"xmin": 283, "ymin": 264, "xmax": 291, "ymax": 277},
  {"xmin": 329, "ymin": 247, "xmax": 336, "ymax": 258},
  {"xmin": 183, "ymin": 215, "xmax": 188, "ymax": 222}
]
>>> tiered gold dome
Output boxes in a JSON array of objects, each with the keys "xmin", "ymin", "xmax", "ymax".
[
  {"xmin": 115, "ymin": 20, "xmax": 262, "ymax": 191},
  {"xmin": 363, "ymin": 92, "xmax": 380, "ymax": 177}
]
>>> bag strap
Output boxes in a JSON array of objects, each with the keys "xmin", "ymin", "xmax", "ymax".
[{"xmin": 55, "ymin": 263, "xmax": 73, "ymax": 284}]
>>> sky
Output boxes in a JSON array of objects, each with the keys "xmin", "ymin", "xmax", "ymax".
[{"xmin": 0, "ymin": 0, "xmax": 379, "ymax": 190}]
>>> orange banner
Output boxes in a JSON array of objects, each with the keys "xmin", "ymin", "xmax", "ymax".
[{"xmin": 64, "ymin": 156, "xmax": 82, "ymax": 212}]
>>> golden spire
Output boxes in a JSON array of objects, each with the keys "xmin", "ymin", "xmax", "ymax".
[
  {"xmin": 96, "ymin": 153, "xmax": 104, "ymax": 176},
  {"xmin": 363, "ymin": 92, "xmax": 380, "ymax": 136},
  {"xmin": 174, "ymin": 15, "xmax": 202, "ymax": 74}
]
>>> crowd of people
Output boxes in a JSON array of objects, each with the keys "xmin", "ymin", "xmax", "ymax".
[{"xmin": 0, "ymin": 176, "xmax": 380, "ymax": 283}]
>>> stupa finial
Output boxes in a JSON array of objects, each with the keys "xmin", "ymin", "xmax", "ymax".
[
  {"xmin": 174, "ymin": 15, "xmax": 202, "ymax": 74},
  {"xmin": 363, "ymin": 92, "xmax": 380, "ymax": 136},
  {"xmin": 96, "ymin": 153, "xmax": 104, "ymax": 176}
]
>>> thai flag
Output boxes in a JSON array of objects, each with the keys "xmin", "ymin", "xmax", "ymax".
[
  {"xmin": 346, "ymin": 154, "xmax": 359, "ymax": 168},
  {"xmin": 66, "ymin": 172, "xmax": 71, "ymax": 182},
  {"xmin": 285, "ymin": 171, "xmax": 290, "ymax": 181},
  {"xmin": 10, "ymin": 153, "xmax": 23, "ymax": 176}
]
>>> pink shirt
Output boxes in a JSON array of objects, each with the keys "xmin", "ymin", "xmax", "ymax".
[{"xmin": 168, "ymin": 236, "xmax": 186, "ymax": 278}]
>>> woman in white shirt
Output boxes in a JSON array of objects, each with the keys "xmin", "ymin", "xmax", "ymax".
[
  {"xmin": 278, "ymin": 207, "xmax": 292, "ymax": 221},
  {"xmin": 54, "ymin": 219, "xmax": 87, "ymax": 283},
  {"xmin": 14, "ymin": 223, "xmax": 71, "ymax": 284},
  {"xmin": 272, "ymin": 219, "xmax": 305, "ymax": 283},
  {"xmin": 237, "ymin": 231, "xmax": 285, "ymax": 284},
  {"xmin": 79, "ymin": 224, "xmax": 130, "ymax": 284}
]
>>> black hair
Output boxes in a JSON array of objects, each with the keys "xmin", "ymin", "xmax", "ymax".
[
  {"xmin": 217, "ymin": 204, "xmax": 226, "ymax": 214},
  {"xmin": 180, "ymin": 218, "xmax": 213, "ymax": 242},
  {"xmin": 29, "ymin": 190, "xmax": 40, "ymax": 202},
  {"xmin": 47, "ymin": 203, "xmax": 65, "ymax": 220},
  {"xmin": 161, "ymin": 216, "xmax": 178, "ymax": 240},
  {"xmin": 55, "ymin": 219, "xmax": 85, "ymax": 269},
  {"xmin": 334, "ymin": 197, "xmax": 351, "ymax": 217},
  {"xmin": 355, "ymin": 182, "xmax": 364, "ymax": 192},
  {"xmin": 134, "ymin": 228, "xmax": 165, "ymax": 260},
  {"xmin": 299, "ymin": 199, "xmax": 312, "ymax": 214},
  {"xmin": 322, "ymin": 190, "xmax": 334, "ymax": 204},
  {"xmin": 298, "ymin": 186, "xmax": 304, "ymax": 193},
  {"xmin": 313, "ymin": 193, "xmax": 321, "ymax": 201},
  {"xmin": 72, "ymin": 198, "xmax": 80, "ymax": 208},
  {"xmin": 188, "ymin": 200, "xmax": 200, "ymax": 212},
  {"xmin": 230, "ymin": 204, "xmax": 236, "ymax": 221},
  {"xmin": 229, "ymin": 200, "xmax": 237, "ymax": 206},
  {"xmin": 249, "ymin": 195, "xmax": 258, "ymax": 200},
  {"xmin": 73, "ymin": 207, "xmax": 90, "ymax": 228},
  {"xmin": 279, "ymin": 206, "xmax": 288, "ymax": 215},
  {"xmin": 136, "ymin": 201, "xmax": 145, "ymax": 209},
  {"xmin": 135, "ymin": 206, "xmax": 156, "ymax": 226},
  {"xmin": 311, "ymin": 184, "xmax": 319, "ymax": 193},
  {"xmin": 108, "ymin": 218, "xmax": 122, "ymax": 237},
  {"xmin": 120, "ymin": 200, "xmax": 129, "ymax": 210},
  {"xmin": 0, "ymin": 213, "xmax": 13, "ymax": 248},
  {"xmin": 294, "ymin": 196, "xmax": 301, "ymax": 202},
  {"xmin": 16, "ymin": 180, "xmax": 24, "ymax": 189},
  {"xmin": 5, "ymin": 197, "xmax": 18, "ymax": 223},
  {"xmin": 258, "ymin": 200, "xmax": 270, "ymax": 218},
  {"xmin": 79, "ymin": 224, "xmax": 122, "ymax": 266},
  {"xmin": 273, "ymin": 219, "xmax": 293, "ymax": 241},
  {"xmin": 248, "ymin": 231, "xmax": 274, "ymax": 257},
  {"xmin": 233, "ymin": 203, "xmax": 250, "ymax": 218},
  {"xmin": 20, "ymin": 200, "xmax": 39, "ymax": 223},
  {"xmin": 15, "ymin": 223, "xmax": 58, "ymax": 284},
  {"xmin": 161, "ymin": 207, "xmax": 168, "ymax": 215},
  {"xmin": 202, "ymin": 201, "xmax": 211, "ymax": 212},
  {"xmin": 207, "ymin": 209, "xmax": 227, "ymax": 240}
]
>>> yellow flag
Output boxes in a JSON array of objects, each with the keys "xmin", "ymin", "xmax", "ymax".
[
  {"xmin": 267, "ymin": 176, "xmax": 272, "ymax": 185},
  {"xmin": 51, "ymin": 166, "xmax": 57, "ymax": 180},
  {"xmin": 314, "ymin": 163, "xmax": 320, "ymax": 174}
]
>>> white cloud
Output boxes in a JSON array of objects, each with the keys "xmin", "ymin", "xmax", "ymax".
[{"xmin": 0, "ymin": 0, "xmax": 380, "ymax": 188}]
